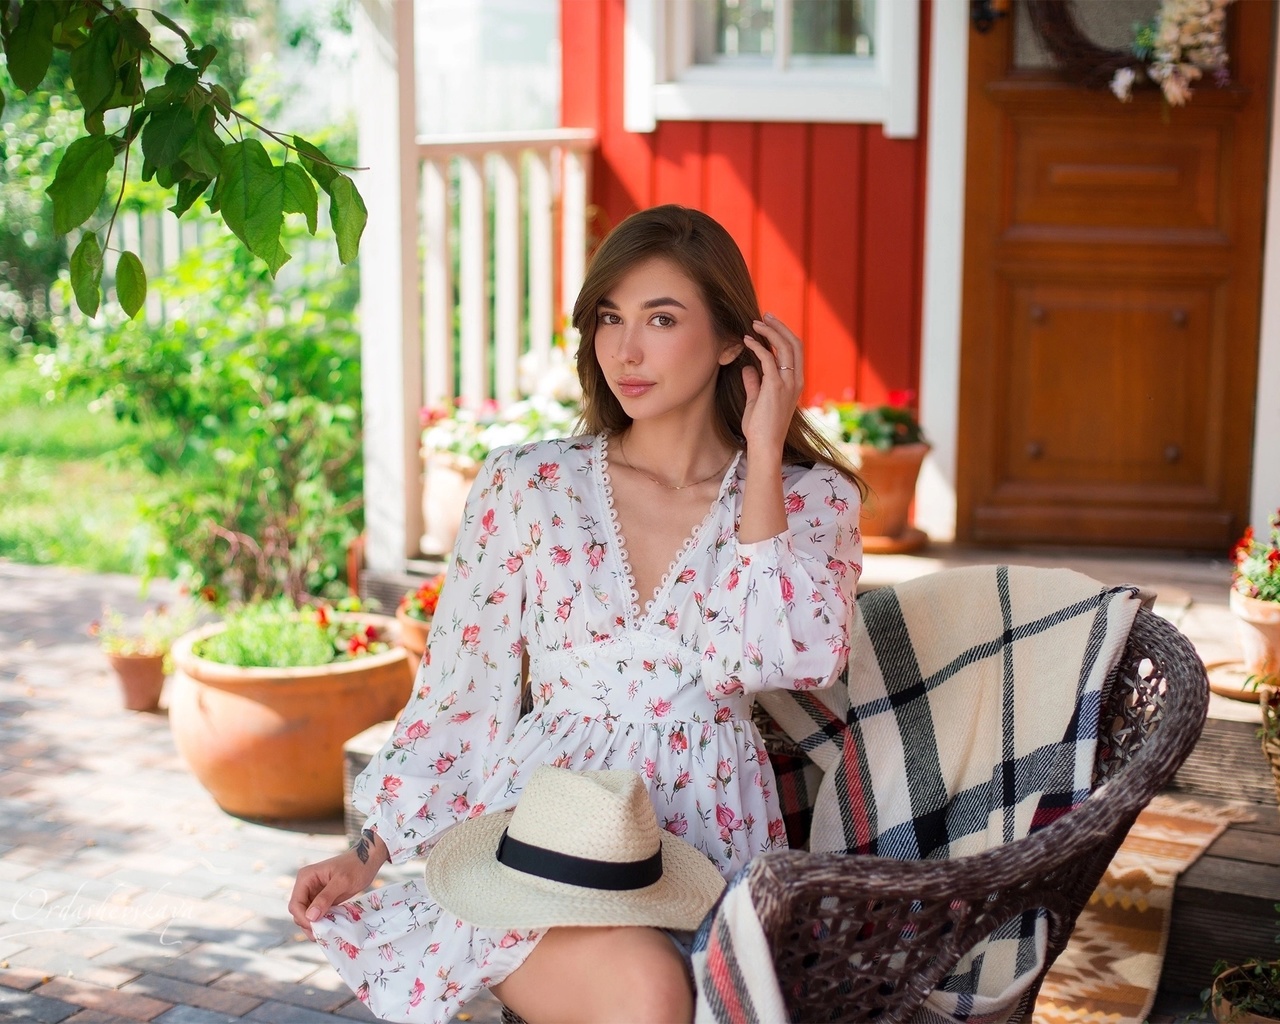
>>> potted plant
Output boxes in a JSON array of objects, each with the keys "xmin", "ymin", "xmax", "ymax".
[
  {"xmin": 810, "ymin": 390, "xmax": 931, "ymax": 554},
  {"xmin": 396, "ymin": 573, "xmax": 446, "ymax": 660},
  {"xmin": 1208, "ymin": 943, "xmax": 1280, "ymax": 1023},
  {"xmin": 1231, "ymin": 511, "xmax": 1280, "ymax": 693},
  {"xmin": 91, "ymin": 603, "xmax": 196, "ymax": 711},
  {"xmin": 167, "ymin": 599, "xmax": 413, "ymax": 820},
  {"xmin": 419, "ymin": 391, "xmax": 581, "ymax": 556}
]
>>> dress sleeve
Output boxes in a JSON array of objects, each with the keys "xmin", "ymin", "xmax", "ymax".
[
  {"xmin": 352, "ymin": 445, "xmax": 527, "ymax": 863},
  {"xmin": 700, "ymin": 462, "xmax": 862, "ymax": 697}
]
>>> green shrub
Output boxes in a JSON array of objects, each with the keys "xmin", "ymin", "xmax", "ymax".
[
  {"xmin": 194, "ymin": 599, "xmax": 391, "ymax": 668},
  {"xmin": 43, "ymin": 219, "xmax": 362, "ymax": 605}
]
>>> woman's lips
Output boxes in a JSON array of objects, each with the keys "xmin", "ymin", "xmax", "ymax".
[{"xmin": 616, "ymin": 379, "xmax": 655, "ymax": 398}]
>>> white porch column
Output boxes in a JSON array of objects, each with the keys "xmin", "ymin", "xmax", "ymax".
[{"xmin": 356, "ymin": 0, "xmax": 423, "ymax": 573}]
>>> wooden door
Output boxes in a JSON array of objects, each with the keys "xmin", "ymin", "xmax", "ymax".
[{"xmin": 957, "ymin": 1, "xmax": 1272, "ymax": 552}]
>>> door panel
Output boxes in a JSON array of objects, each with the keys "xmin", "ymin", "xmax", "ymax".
[{"xmin": 958, "ymin": 2, "xmax": 1272, "ymax": 551}]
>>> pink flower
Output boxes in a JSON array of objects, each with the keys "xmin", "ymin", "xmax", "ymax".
[
  {"xmin": 663, "ymin": 813, "xmax": 688, "ymax": 837},
  {"xmin": 556, "ymin": 596, "xmax": 573, "ymax": 621},
  {"xmin": 714, "ymin": 706, "xmax": 733, "ymax": 723},
  {"xmin": 716, "ymin": 759, "xmax": 734, "ymax": 785},
  {"xmin": 784, "ymin": 491, "xmax": 805, "ymax": 514},
  {"xmin": 403, "ymin": 720, "xmax": 430, "ymax": 740},
  {"xmin": 780, "ymin": 574, "xmax": 794, "ymax": 603},
  {"xmin": 647, "ymin": 696, "xmax": 673, "ymax": 718},
  {"xmin": 434, "ymin": 753, "xmax": 457, "ymax": 774},
  {"xmin": 643, "ymin": 757, "xmax": 657, "ymax": 779},
  {"xmin": 673, "ymin": 770, "xmax": 691, "ymax": 792},
  {"xmin": 825, "ymin": 493, "xmax": 850, "ymax": 514},
  {"xmin": 468, "ymin": 802, "xmax": 486, "ymax": 817},
  {"xmin": 660, "ymin": 611, "xmax": 678, "ymax": 630},
  {"xmin": 337, "ymin": 937, "xmax": 362, "ymax": 960},
  {"xmin": 669, "ymin": 730, "xmax": 689, "ymax": 752},
  {"xmin": 726, "ymin": 567, "xmax": 740, "ymax": 591},
  {"xmin": 505, "ymin": 554, "xmax": 524, "ymax": 574},
  {"xmin": 676, "ymin": 568, "xmax": 696, "ymax": 584},
  {"xmin": 461, "ymin": 624, "xmax": 481, "ymax": 651},
  {"xmin": 382, "ymin": 774, "xmax": 402, "ymax": 797},
  {"xmin": 449, "ymin": 710, "xmax": 474, "ymax": 724},
  {"xmin": 715, "ymin": 804, "xmax": 739, "ymax": 828},
  {"xmin": 499, "ymin": 930, "xmax": 523, "ymax": 948},
  {"xmin": 551, "ymin": 545, "xmax": 572, "ymax": 565},
  {"xmin": 536, "ymin": 462, "xmax": 560, "ymax": 485},
  {"xmin": 583, "ymin": 540, "xmax": 607, "ymax": 568},
  {"xmin": 481, "ymin": 508, "xmax": 497, "ymax": 536},
  {"xmin": 768, "ymin": 818, "xmax": 787, "ymax": 841},
  {"xmin": 486, "ymin": 588, "xmax": 506, "ymax": 605},
  {"xmin": 448, "ymin": 793, "xmax": 470, "ymax": 815}
]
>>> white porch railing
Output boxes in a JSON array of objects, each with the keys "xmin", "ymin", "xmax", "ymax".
[{"xmin": 416, "ymin": 128, "xmax": 597, "ymax": 410}]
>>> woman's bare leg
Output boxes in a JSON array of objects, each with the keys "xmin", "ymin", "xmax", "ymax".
[{"xmin": 491, "ymin": 925, "xmax": 693, "ymax": 1024}]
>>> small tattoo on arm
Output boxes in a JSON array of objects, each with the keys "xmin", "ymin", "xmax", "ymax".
[{"xmin": 354, "ymin": 828, "xmax": 377, "ymax": 864}]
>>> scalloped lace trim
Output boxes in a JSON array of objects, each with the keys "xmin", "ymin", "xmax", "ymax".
[{"xmin": 597, "ymin": 433, "xmax": 741, "ymax": 627}]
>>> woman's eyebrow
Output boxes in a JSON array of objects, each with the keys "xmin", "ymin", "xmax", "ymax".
[{"xmin": 596, "ymin": 296, "xmax": 688, "ymax": 310}]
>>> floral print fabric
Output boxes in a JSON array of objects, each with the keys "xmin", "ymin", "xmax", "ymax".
[{"xmin": 312, "ymin": 433, "xmax": 862, "ymax": 1022}]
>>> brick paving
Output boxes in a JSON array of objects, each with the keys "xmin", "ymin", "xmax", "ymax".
[
  {"xmin": 0, "ymin": 562, "xmax": 502, "ymax": 1024},
  {"xmin": 0, "ymin": 552, "xmax": 1242, "ymax": 1023}
]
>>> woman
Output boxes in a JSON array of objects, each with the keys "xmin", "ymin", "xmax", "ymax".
[{"xmin": 289, "ymin": 204, "xmax": 865, "ymax": 1023}]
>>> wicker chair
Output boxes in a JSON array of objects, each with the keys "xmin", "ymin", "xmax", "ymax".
[
  {"xmin": 724, "ymin": 603, "xmax": 1209, "ymax": 1023},
  {"xmin": 499, "ymin": 603, "xmax": 1207, "ymax": 1024}
]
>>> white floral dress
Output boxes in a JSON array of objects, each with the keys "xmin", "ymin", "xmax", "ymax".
[{"xmin": 313, "ymin": 433, "xmax": 862, "ymax": 1023}]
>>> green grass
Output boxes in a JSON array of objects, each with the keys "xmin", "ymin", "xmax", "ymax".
[{"xmin": 0, "ymin": 356, "xmax": 158, "ymax": 574}]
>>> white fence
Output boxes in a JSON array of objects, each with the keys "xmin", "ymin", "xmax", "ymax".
[{"xmin": 416, "ymin": 128, "xmax": 596, "ymax": 409}]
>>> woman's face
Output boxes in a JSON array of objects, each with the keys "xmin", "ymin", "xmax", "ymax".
[{"xmin": 593, "ymin": 257, "xmax": 742, "ymax": 428}]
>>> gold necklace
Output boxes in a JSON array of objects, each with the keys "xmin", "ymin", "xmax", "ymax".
[{"xmin": 616, "ymin": 434, "xmax": 734, "ymax": 491}]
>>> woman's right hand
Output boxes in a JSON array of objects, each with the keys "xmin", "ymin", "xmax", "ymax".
[{"xmin": 288, "ymin": 829, "xmax": 389, "ymax": 939}]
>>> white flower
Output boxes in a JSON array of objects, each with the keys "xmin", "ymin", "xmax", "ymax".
[{"xmin": 1110, "ymin": 67, "xmax": 1137, "ymax": 102}]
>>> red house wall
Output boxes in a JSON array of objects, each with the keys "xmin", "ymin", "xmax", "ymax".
[{"xmin": 560, "ymin": 0, "xmax": 932, "ymax": 406}]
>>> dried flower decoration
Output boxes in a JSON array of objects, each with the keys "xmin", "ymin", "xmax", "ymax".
[{"xmin": 1110, "ymin": 0, "xmax": 1234, "ymax": 106}]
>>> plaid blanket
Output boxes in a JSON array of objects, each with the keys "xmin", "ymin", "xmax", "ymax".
[{"xmin": 694, "ymin": 565, "xmax": 1144, "ymax": 1023}]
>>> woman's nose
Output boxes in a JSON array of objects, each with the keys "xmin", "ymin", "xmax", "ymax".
[{"xmin": 615, "ymin": 323, "xmax": 641, "ymax": 363}]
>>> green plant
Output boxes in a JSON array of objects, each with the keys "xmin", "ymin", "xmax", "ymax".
[
  {"xmin": 809, "ymin": 390, "xmax": 927, "ymax": 451},
  {"xmin": 1233, "ymin": 509, "xmax": 1280, "ymax": 604},
  {"xmin": 421, "ymin": 394, "xmax": 581, "ymax": 466},
  {"xmin": 91, "ymin": 602, "xmax": 196, "ymax": 669},
  {"xmin": 42, "ymin": 218, "xmax": 362, "ymax": 606},
  {"xmin": 194, "ymin": 599, "xmax": 391, "ymax": 669},
  {"xmin": 1204, "ymin": 904, "xmax": 1280, "ymax": 1021},
  {"xmin": 0, "ymin": 0, "xmax": 365, "ymax": 319},
  {"xmin": 398, "ymin": 574, "xmax": 446, "ymax": 622}
]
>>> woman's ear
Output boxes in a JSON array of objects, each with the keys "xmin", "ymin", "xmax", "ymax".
[{"xmin": 719, "ymin": 337, "xmax": 746, "ymax": 367}]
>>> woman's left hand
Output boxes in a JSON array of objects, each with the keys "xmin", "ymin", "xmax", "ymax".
[{"xmin": 740, "ymin": 312, "xmax": 805, "ymax": 455}]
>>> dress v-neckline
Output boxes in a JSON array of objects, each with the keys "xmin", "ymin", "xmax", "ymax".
[{"xmin": 596, "ymin": 432, "xmax": 741, "ymax": 629}]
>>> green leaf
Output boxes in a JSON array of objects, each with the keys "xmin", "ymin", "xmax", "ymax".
[
  {"xmin": 187, "ymin": 44, "xmax": 217, "ymax": 73},
  {"xmin": 172, "ymin": 176, "xmax": 212, "ymax": 217},
  {"xmin": 180, "ymin": 110, "xmax": 223, "ymax": 179},
  {"xmin": 328, "ymin": 174, "xmax": 367, "ymax": 266},
  {"xmin": 150, "ymin": 10, "xmax": 193, "ymax": 49},
  {"xmin": 141, "ymin": 102, "xmax": 197, "ymax": 173},
  {"xmin": 210, "ymin": 84, "xmax": 233, "ymax": 117},
  {"xmin": 5, "ymin": 0, "xmax": 58, "ymax": 92},
  {"xmin": 118, "ymin": 11, "xmax": 151, "ymax": 52},
  {"xmin": 217, "ymin": 140, "xmax": 290, "ymax": 275},
  {"xmin": 51, "ymin": 4, "xmax": 93, "ymax": 48},
  {"xmin": 282, "ymin": 162, "xmax": 318, "ymax": 235},
  {"xmin": 123, "ymin": 107, "xmax": 149, "ymax": 144},
  {"xmin": 46, "ymin": 134, "xmax": 116, "ymax": 234},
  {"xmin": 70, "ymin": 233, "xmax": 103, "ymax": 318},
  {"xmin": 163, "ymin": 63, "xmax": 199, "ymax": 99},
  {"xmin": 69, "ymin": 16, "xmax": 120, "ymax": 119},
  {"xmin": 0, "ymin": 87, "xmax": 5, "ymax": 121},
  {"xmin": 116, "ymin": 250, "xmax": 146, "ymax": 319},
  {"xmin": 293, "ymin": 136, "xmax": 338, "ymax": 189}
]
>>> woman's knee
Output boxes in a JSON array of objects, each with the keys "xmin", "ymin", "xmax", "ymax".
[{"xmin": 493, "ymin": 925, "xmax": 693, "ymax": 1024}]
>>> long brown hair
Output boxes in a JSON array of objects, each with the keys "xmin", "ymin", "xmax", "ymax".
[{"xmin": 572, "ymin": 204, "xmax": 865, "ymax": 494}]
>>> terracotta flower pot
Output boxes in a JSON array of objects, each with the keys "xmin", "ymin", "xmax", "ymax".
[
  {"xmin": 420, "ymin": 451, "xmax": 480, "ymax": 558},
  {"xmin": 1211, "ymin": 963, "xmax": 1280, "ymax": 1023},
  {"xmin": 395, "ymin": 607, "xmax": 431, "ymax": 660},
  {"xmin": 1230, "ymin": 588, "xmax": 1280, "ymax": 687},
  {"xmin": 843, "ymin": 442, "xmax": 930, "ymax": 554},
  {"xmin": 168, "ymin": 615, "xmax": 413, "ymax": 820},
  {"xmin": 106, "ymin": 652, "xmax": 166, "ymax": 712}
]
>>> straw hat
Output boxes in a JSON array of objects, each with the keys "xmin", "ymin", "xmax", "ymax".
[{"xmin": 425, "ymin": 766, "xmax": 726, "ymax": 930}]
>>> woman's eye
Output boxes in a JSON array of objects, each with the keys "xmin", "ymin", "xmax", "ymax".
[
  {"xmin": 652, "ymin": 313, "xmax": 674, "ymax": 328},
  {"xmin": 597, "ymin": 312, "xmax": 620, "ymax": 325}
]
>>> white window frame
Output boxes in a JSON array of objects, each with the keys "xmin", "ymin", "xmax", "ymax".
[{"xmin": 624, "ymin": 0, "xmax": 919, "ymax": 138}]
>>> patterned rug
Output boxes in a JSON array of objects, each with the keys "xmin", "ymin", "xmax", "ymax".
[{"xmin": 1033, "ymin": 794, "xmax": 1255, "ymax": 1024}]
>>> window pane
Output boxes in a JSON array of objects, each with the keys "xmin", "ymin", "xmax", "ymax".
[
  {"xmin": 715, "ymin": 0, "xmax": 776, "ymax": 58},
  {"xmin": 792, "ymin": 0, "xmax": 873, "ymax": 57}
]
